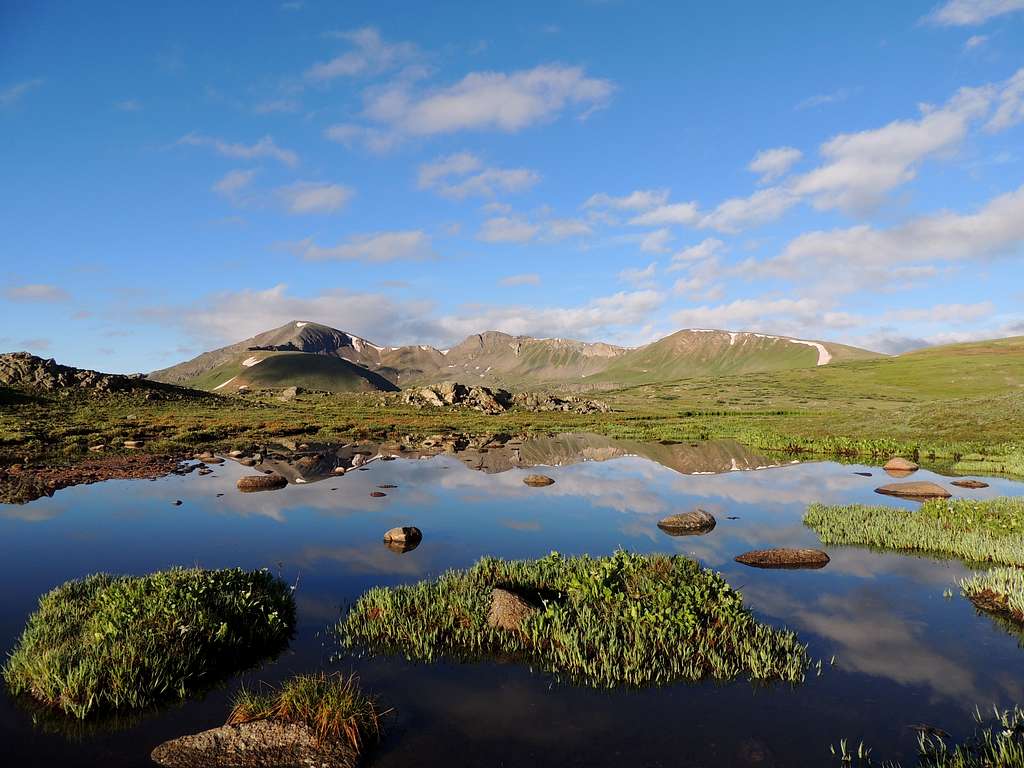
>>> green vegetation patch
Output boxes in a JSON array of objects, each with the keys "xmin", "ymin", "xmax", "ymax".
[
  {"xmin": 804, "ymin": 498, "xmax": 1024, "ymax": 566},
  {"xmin": 338, "ymin": 549, "xmax": 808, "ymax": 687},
  {"xmin": 832, "ymin": 706, "xmax": 1024, "ymax": 767},
  {"xmin": 961, "ymin": 567, "xmax": 1024, "ymax": 628},
  {"xmin": 229, "ymin": 672, "xmax": 384, "ymax": 755},
  {"xmin": 2, "ymin": 567, "xmax": 295, "ymax": 718}
]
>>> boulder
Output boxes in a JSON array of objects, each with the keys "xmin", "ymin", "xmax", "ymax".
[
  {"xmin": 523, "ymin": 474, "xmax": 555, "ymax": 487},
  {"xmin": 658, "ymin": 508, "xmax": 717, "ymax": 535},
  {"xmin": 238, "ymin": 458, "xmax": 257, "ymax": 467},
  {"xmin": 487, "ymin": 588, "xmax": 538, "ymax": 631},
  {"xmin": 123, "ymin": 440, "xmax": 144, "ymax": 448},
  {"xmin": 735, "ymin": 548, "xmax": 830, "ymax": 569},
  {"xmin": 236, "ymin": 474, "xmax": 288, "ymax": 492},
  {"xmin": 383, "ymin": 526, "xmax": 421, "ymax": 547},
  {"xmin": 883, "ymin": 457, "xmax": 919, "ymax": 472},
  {"xmin": 952, "ymin": 479, "xmax": 989, "ymax": 489},
  {"xmin": 278, "ymin": 386, "xmax": 302, "ymax": 402},
  {"xmin": 333, "ymin": 466, "xmax": 347, "ymax": 475},
  {"xmin": 228, "ymin": 450, "xmax": 244, "ymax": 458},
  {"xmin": 875, "ymin": 481, "xmax": 951, "ymax": 500},
  {"xmin": 150, "ymin": 720, "xmax": 356, "ymax": 768}
]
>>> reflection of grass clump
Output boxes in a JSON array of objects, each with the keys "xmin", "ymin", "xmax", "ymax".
[
  {"xmin": 2, "ymin": 567, "xmax": 295, "ymax": 719},
  {"xmin": 961, "ymin": 567, "xmax": 1024, "ymax": 629},
  {"xmin": 804, "ymin": 498, "xmax": 1024, "ymax": 566},
  {"xmin": 831, "ymin": 706, "xmax": 1024, "ymax": 766},
  {"xmin": 338, "ymin": 549, "xmax": 808, "ymax": 687},
  {"xmin": 229, "ymin": 672, "xmax": 383, "ymax": 754}
]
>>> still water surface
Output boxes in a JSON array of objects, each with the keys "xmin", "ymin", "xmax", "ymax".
[{"xmin": 2, "ymin": 434, "xmax": 1023, "ymax": 767}]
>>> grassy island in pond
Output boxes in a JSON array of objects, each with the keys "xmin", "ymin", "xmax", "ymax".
[
  {"xmin": 961, "ymin": 568, "xmax": 1024, "ymax": 630},
  {"xmin": 338, "ymin": 550, "xmax": 808, "ymax": 687},
  {"xmin": 2, "ymin": 567, "xmax": 295, "ymax": 719},
  {"xmin": 804, "ymin": 498, "xmax": 1024, "ymax": 567}
]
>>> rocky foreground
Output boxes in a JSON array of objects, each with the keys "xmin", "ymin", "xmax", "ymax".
[
  {"xmin": 400, "ymin": 381, "xmax": 610, "ymax": 415},
  {"xmin": 0, "ymin": 352, "xmax": 205, "ymax": 399}
]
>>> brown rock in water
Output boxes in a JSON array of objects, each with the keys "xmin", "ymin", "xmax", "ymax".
[
  {"xmin": 875, "ymin": 481, "xmax": 951, "ymax": 500},
  {"xmin": 884, "ymin": 457, "xmax": 919, "ymax": 472},
  {"xmin": 151, "ymin": 720, "xmax": 356, "ymax": 768},
  {"xmin": 952, "ymin": 479, "xmax": 989, "ymax": 489},
  {"xmin": 523, "ymin": 474, "xmax": 555, "ymax": 487},
  {"xmin": 236, "ymin": 474, "xmax": 288, "ymax": 492},
  {"xmin": 735, "ymin": 548, "xmax": 830, "ymax": 569},
  {"xmin": 487, "ymin": 588, "xmax": 538, "ymax": 631},
  {"xmin": 658, "ymin": 508, "xmax": 716, "ymax": 536},
  {"xmin": 238, "ymin": 458, "xmax": 257, "ymax": 467},
  {"xmin": 202, "ymin": 456, "xmax": 225, "ymax": 465},
  {"xmin": 333, "ymin": 466, "xmax": 347, "ymax": 475},
  {"xmin": 383, "ymin": 526, "xmax": 421, "ymax": 547},
  {"xmin": 370, "ymin": 491, "xmax": 387, "ymax": 498}
]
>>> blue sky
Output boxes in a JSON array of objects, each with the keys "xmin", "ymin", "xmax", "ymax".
[{"xmin": 2, "ymin": 0, "xmax": 1023, "ymax": 373}]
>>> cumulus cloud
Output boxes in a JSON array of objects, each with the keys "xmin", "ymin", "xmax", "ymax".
[
  {"xmin": 583, "ymin": 189, "xmax": 670, "ymax": 211},
  {"xmin": 500, "ymin": 273, "xmax": 541, "ymax": 286},
  {"xmin": 0, "ymin": 78, "xmax": 44, "ymax": 107},
  {"xmin": 212, "ymin": 169, "xmax": 257, "ymax": 200},
  {"xmin": 670, "ymin": 238, "xmax": 725, "ymax": 269},
  {"xmin": 618, "ymin": 262, "xmax": 657, "ymax": 287},
  {"xmin": 670, "ymin": 297, "xmax": 834, "ymax": 334},
  {"xmin": 275, "ymin": 181, "xmax": 354, "ymax": 214},
  {"xmin": 178, "ymin": 133, "xmax": 299, "ymax": 167},
  {"xmin": 629, "ymin": 202, "xmax": 700, "ymax": 226},
  {"xmin": 964, "ymin": 33, "xmax": 989, "ymax": 50},
  {"xmin": 639, "ymin": 228, "xmax": 673, "ymax": 253},
  {"xmin": 698, "ymin": 187, "xmax": 800, "ymax": 233},
  {"xmin": 282, "ymin": 230, "xmax": 434, "ymax": 261},
  {"xmin": 547, "ymin": 218, "xmax": 592, "ymax": 239},
  {"xmin": 988, "ymin": 68, "xmax": 1024, "ymax": 132},
  {"xmin": 926, "ymin": 0, "xmax": 1024, "ymax": 26},
  {"xmin": 478, "ymin": 216, "xmax": 540, "ymax": 243},
  {"xmin": 748, "ymin": 147, "xmax": 802, "ymax": 182},
  {"xmin": 417, "ymin": 152, "xmax": 539, "ymax": 199},
  {"xmin": 306, "ymin": 27, "xmax": 418, "ymax": 81},
  {"xmin": 3, "ymin": 284, "xmax": 71, "ymax": 303}
]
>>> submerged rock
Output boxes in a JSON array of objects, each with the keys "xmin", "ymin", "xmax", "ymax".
[
  {"xmin": 151, "ymin": 720, "xmax": 356, "ymax": 768},
  {"xmin": 523, "ymin": 474, "xmax": 555, "ymax": 487},
  {"xmin": 735, "ymin": 548, "xmax": 830, "ymax": 569},
  {"xmin": 658, "ymin": 508, "xmax": 717, "ymax": 535},
  {"xmin": 875, "ymin": 481, "xmax": 951, "ymax": 500},
  {"xmin": 236, "ymin": 474, "xmax": 288, "ymax": 492},
  {"xmin": 487, "ymin": 588, "xmax": 539, "ymax": 631},
  {"xmin": 952, "ymin": 479, "xmax": 989, "ymax": 489},
  {"xmin": 883, "ymin": 457, "xmax": 919, "ymax": 473}
]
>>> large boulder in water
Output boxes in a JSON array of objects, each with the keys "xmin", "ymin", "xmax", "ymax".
[
  {"xmin": 875, "ymin": 481, "xmax": 950, "ymax": 500},
  {"xmin": 236, "ymin": 474, "xmax": 288, "ymax": 492},
  {"xmin": 658, "ymin": 509, "xmax": 716, "ymax": 536},
  {"xmin": 523, "ymin": 474, "xmax": 555, "ymax": 487},
  {"xmin": 883, "ymin": 457, "xmax": 919, "ymax": 472},
  {"xmin": 151, "ymin": 720, "xmax": 356, "ymax": 768},
  {"xmin": 735, "ymin": 548, "xmax": 830, "ymax": 569}
]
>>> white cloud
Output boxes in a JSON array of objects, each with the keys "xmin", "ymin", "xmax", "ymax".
[
  {"xmin": 883, "ymin": 301, "xmax": 995, "ymax": 323},
  {"xmin": 0, "ymin": 78, "xmax": 44, "ymax": 107},
  {"xmin": 671, "ymin": 297, "xmax": 831, "ymax": 334},
  {"xmin": 417, "ymin": 152, "xmax": 539, "ymax": 199},
  {"xmin": 629, "ymin": 202, "xmax": 700, "ymax": 226},
  {"xmin": 927, "ymin": 0, "xmax": 1024, "ymax": 25},
  {"xmin": 795, "ymin": 88, "xmax": 852, "ymax": 111},
  {"xmin": 361, "ymin": 64, "xmax": 614, "ymax": 139},
  {"xmin": 178, "ymin": 133, "xmax": 299, "ymax": 167},
  {"xmin": 964, "ymin": 34, "xmax": 989, "ymax": 50},
  {"xmin": 698, "ymin": 187, "xmax": 800, "ymax": 233},
  {"xmin": 547, "ymin": 218, "xmax": 592, "ymax": 239},
  {"xmin": 640, "ymin": 228, "xmax": 673, "ymax": 253},
  {"xmin": 212, "ymin": 169, "xmax": 257, "ymax": 200},
  {"xmin": 276, "ymin": 181, "xmax": 354, "ymax": 214},
  {"xmin": 988, "ymin": 68, "xmax": 1024, "ymax": 132},
  {"xmin": 306, "ymin": 27, "xmax": 418, "ymax": 81},
  {"xmin": 282, "ymin": 230, "xmax": 434, "ymax": 261},
  {"xmin": 618, "ymin": 262, "xmax": 657, "ymax": 286},
  {"xmin": 583, "ymin": 189, "xmax": 670, "ymax": 211},
  {"xmin": 670, "ymin": 238, "xmax": 725, "ymax": 269},
  {"xmin": 748, "ymin": 147, "xmax": 802, "ymax": 182},
  {"xmin": 500, "ymin": 273, "xmax": 541, "ymax": 286},
  {"xmin": 3, "ymin": 284, "xmax": 70, "ymax": 303},
  {"xmin": 478, "ymin": 216, "xmax": 540, "ymax": 243}
]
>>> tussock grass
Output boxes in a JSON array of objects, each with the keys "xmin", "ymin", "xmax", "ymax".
[
  {"xmin": 229, "ymin": 672, "xmax": 383, "ymax": 753},
  {"xmin": 338, "ymin": 549, "xmax": 809, "ymax": 687},
  {"xmin": 804, "ymin": 498, "xmax": 1024, "ymax": 566},
  {"xmin": 961, "ymin": 567, "xmax": 1024, "ymax": 627},
  {"xmin": 832, "ymin": 706, "xmax": 1024, "ymax": 766},
  {"xmin": 2, "ymin": 567, "xmax": 295, "ymax": 718}
]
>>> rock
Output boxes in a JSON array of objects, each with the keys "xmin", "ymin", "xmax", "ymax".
[
  {"xmin": 333, "ymin": 466, "xmax": 347, "ymax": 475},
  {"xmin": 172, "ymin": 500, "xmax": 182, "ymax": 506},
  {"xmin": 523, "ymin": 474, "xmax": 555, "ymax": 487},
  {"xmin": 383, "ymin": 526, "xmax": 421, "ymax": 546},
  {"xmin": 952, "ymin": 479, "xmax": 989, "ymax": 489},
  {"xmin": 487, "ymin": 588, "xmax": 538, "ymax": 631},
  {"xmin": 198, "ymin": 468, "xmax": 212, "ymax": 476},
  {"xmin": 370, "ymin": 491, "xmax": 387, "ymax": 498},
  {"xmin": 875, "ymin": 481, "xmax": 951, "ymax": 500},
  {"xmin": 511, "ymin": 391, "xmax": 610, "ymax": 414},
  {"xmin": 735, "ymin": 548, "xmax": 830, "ymax": 569},
  {"xmin": 202, "ymin": 456, "xmax": 225, "ymax": 465},
  {"xmin": 123, "ymin": 440, "xmax": 144, "ymax": 448},
  {"xmin": 278, "ymin": 386, "xmax": 302, "ymax": 402},
  {"xmin": 150, "ymin": 719, "xmax": 356, "ymax": 768},
  {"xmin": 236, "ymin": 474, "xmax": 288, "ymax": 492},
  {"xmin": 884, "ymin": 457, "xmax": 919, "ymax": 472},
  {"xmin": 658, "ymin": 508, "xmax": 717, "ymax": 535},
  {"xmin": 351, "ymin": 453, "xmax": 366, "ymax": 468},
  {"xmin": 854, "ymin": 471, "xmax": 872, "ymax": 477},
  {"xmin": 238, "ymin": 458, "xmax": 257, "ymax": 467},
  {"xmin": 228, "ymin": 450, "xmax": 244, "ymax": 458},
  {"xmin": 88, "ymin": 444, "xmax": 105, "ymax": 452}
]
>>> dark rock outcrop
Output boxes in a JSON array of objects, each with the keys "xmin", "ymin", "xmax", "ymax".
[
  {"xmin": 735, "ymin": 548, "xmax": 830, "ymax": 569},
  {"xmin": 400, "ymin": 381, "xmax": 608, "ymax": 415},
  {"xmin": 658, "ymin": 509, "xmax": 717, "ymax": 535}
]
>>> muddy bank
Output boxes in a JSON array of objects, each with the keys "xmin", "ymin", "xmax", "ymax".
[{"xmin": 0, "ymin": 453, "xmax": 187, "ymax": 504}]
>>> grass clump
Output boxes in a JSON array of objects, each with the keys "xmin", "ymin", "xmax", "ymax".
[
  {"xmin": 2, "ymin": 567, "xmax": 295, "ymax": 719},
  {"xmin": 831, "ymin": 706, "xmax": 1024, "ymax": 766},
  {"xmin": 804, "ymin": 498, "xmax": 1024, "ymax": 566},
  {"xmin": 961, "ymin": 567, "xmax": 1024, "ymax": 628},
  {"xmin": 338, "ymin": 549, "xmax": 808, "ymax": 687},
  {"xmin": 229, "ymin": 672, "xmax": 383, "ymax": 753}
]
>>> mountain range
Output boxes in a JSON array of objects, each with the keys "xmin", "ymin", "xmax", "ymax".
[{"xmin": 149, "ymin": 321, "xmax": 881, "ymax": 393}]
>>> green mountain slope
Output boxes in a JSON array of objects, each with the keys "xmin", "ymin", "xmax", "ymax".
[{"xmin": 199, "ymin": 351, "xmax": 398, "ymax": 393}]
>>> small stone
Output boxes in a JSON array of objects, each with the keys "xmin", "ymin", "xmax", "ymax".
[
  {"xmin": 370, "ymin": 491, "xmax": 387, "ymax": 498},
  {"xmin": 523, "ymin": 474, "xmax": 555, "ymax": 487},
  {"xmin": 735, "ymin": 548, "xmax": 830, "ymax": 569},
  {"xmin": 952, "ymin": 479, "xmax": 989, "ymax": 489},
  {"xmin": 875, "ymin": 481, "xmax": 951, "ymax": 500},
  {"xmin": 333, "ymin": 466, "xmax": 346, "ymax": 475},
  {"xmin": 883, "ymin": 457, "xmax": 919, "ymax": 472},
  {"xmin": 658, "ymin": 508, "xmax": 717, "ymax": 535},
  {"xmin": 236, "ymin": 474, "xmax": 288, "ymax": 492}
]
